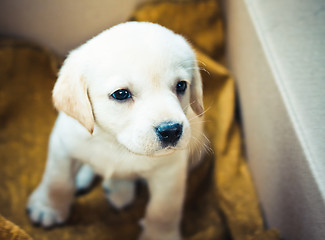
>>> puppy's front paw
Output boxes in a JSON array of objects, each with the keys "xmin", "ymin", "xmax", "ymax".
[{"xmin": 27, "ymin": 186, "xmax": 71, "ymax": 228}]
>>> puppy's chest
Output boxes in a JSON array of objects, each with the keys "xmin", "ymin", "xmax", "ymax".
[{"xmin": 71, "ymin": 136, "xmax": 155, "ymax": 179}]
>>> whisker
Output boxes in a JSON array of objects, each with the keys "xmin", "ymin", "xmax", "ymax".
[
  {"xmin": 188, "ymin": 105, "xmax": 212, "ymax": 121},
  {"xmin": 191, "ymin": 130, "xmax": 211, "ymax": 150},
  {"xmin": 199, "ymin": 67, "xmax": 211, "ymax": 76},
  {"xmin": 183, "ymin": 99, "xmax": 197, "ymax": 112},
  {"xmin": 197, "ymin": 60, "xmax": 207, "ymax": 67},
  {"xmin": 189, "ymin": 128, "xmax": 214, "ymax": 158},
  {"xmin": 189, "ymin": 119, "xmax": 212, "ymax": 124},
  {"xmin": 184, "ymin": 66, "xmax": 211, "ymax": 76},
  {"xmin": 179, "ymin": 59, "xmax": 206, "ymax": 66},
  {"xmin": 189, "ymin": 137, "xmax": 213, "ymax": 166},
  {"xmin": 189, "ymin": 136, "xmax": 201, "ymax": 164}
]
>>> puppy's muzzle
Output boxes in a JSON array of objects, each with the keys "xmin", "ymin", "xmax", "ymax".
[{"xmin": 155, "ymin": 122, "xmax": 183, "ymax": 148}]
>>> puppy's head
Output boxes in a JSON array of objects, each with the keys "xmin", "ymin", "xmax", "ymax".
[{"xmin": 53, "ymin": 22, "xmax": 203, "ymax": 156}]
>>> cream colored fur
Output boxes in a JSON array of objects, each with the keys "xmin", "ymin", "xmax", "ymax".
[{"xmin": 27, "ymin": 22, "xmax": 206, "ymax": 240}]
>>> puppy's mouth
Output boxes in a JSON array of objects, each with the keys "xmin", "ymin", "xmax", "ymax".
[
  {"xmin": 149, "ymin": 146, "xmax": 181, "ymax": 157},
  {"xmin": 124, "ymin": 144, "xmax": 185, "ymax": 158},
  {"xmin": 116, "ymin": 121, "xmax": 189, "ymax": 157}
]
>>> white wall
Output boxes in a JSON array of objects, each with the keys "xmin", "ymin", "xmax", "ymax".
[
  {"xmin": 0, "ymin": 0, "xmax": 147, "ymax": 56},
  {"xmin": 225, "ymin": 0, "xmax": 325, "ymax": 239}
]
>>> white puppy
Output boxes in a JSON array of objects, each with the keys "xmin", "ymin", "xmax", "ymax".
[{"xmin": 27, "ymin": 22, "xmax": 206, "ymax": 240}]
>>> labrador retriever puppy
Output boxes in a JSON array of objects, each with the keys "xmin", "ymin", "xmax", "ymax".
[{"xmin": 27, "ymin": 22, "xmax": 206, "ymax": 240}]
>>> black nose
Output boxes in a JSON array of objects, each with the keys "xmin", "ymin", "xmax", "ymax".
[{"xmin": 156, "ymin": 122, "xmax": 183, "ymax": 147}]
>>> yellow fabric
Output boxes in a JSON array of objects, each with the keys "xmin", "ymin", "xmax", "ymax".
[
  {"xmin": 131, "ymin": 0, "xmax": 224, "ymax": 60},
  {"xmin": 0, "ymin": 0, "xmax": 280, "ymax": 239},
  {"xmin": 0, "ymin": 215, "xmax": 32, "ymax": 240}
]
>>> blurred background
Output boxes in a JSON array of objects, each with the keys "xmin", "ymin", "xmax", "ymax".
[{"xmin": 0, "ymin": 0, "xmax": 147, "ymax": 56}]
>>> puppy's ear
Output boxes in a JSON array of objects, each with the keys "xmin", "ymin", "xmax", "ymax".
[
  {"xmin": 190, "ymin": 62, "xmax": 204, "ymax": 116},
  {"xmin": 52, "ymin": 52, "xmax": 94, "ymax": 134}
]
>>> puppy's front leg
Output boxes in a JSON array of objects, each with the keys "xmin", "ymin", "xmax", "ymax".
[
  {"xmin": 140, "ymin": 154, "xmax": 188, "ymax": 240},
  {"xmin": 27, "ymin": 132, "xmax": 80, "ymax": 228}
]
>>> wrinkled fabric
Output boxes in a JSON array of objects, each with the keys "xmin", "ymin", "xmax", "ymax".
[
  {"xmin": 0, "ymin": 215, "xmax": 32, "ymax": 240},
  {"xmin": 0, "ymin": 0, "xmax": 280, "ymax": 239}
]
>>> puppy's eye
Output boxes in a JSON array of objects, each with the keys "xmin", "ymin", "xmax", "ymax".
[
  {"xmin": 176, "ymin": 81, "xmax": 187, "ymax": 94},
  {"xmin": 111, "ymin": 89, "xmax": 132, "ymax": 101}
]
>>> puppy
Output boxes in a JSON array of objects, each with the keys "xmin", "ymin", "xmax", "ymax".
[{"xmin": 27, "ymin": 22, "xmax": 206, "ymax": 240}]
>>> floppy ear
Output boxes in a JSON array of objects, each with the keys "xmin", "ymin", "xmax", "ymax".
[
  {"xmin": 52, "ymin": 52, "xmax": 94, "ymax": 134},
  {"xmin": 190, "ymin": 62, "xmax": 204, "ymax": 116}
]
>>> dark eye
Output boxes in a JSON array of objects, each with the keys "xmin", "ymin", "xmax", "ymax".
[
  {"xmin": 176, "ymin": 81, "xmax": 187, "ymax": 94},
  {"xmin": 111, "ymin": 89, "xmax": 132, "ymax": 101}
]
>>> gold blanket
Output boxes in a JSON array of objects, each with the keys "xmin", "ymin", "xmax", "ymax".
[{"xmin": 0, "ymin": 0, "xmax": 280, "ymax": 239}]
